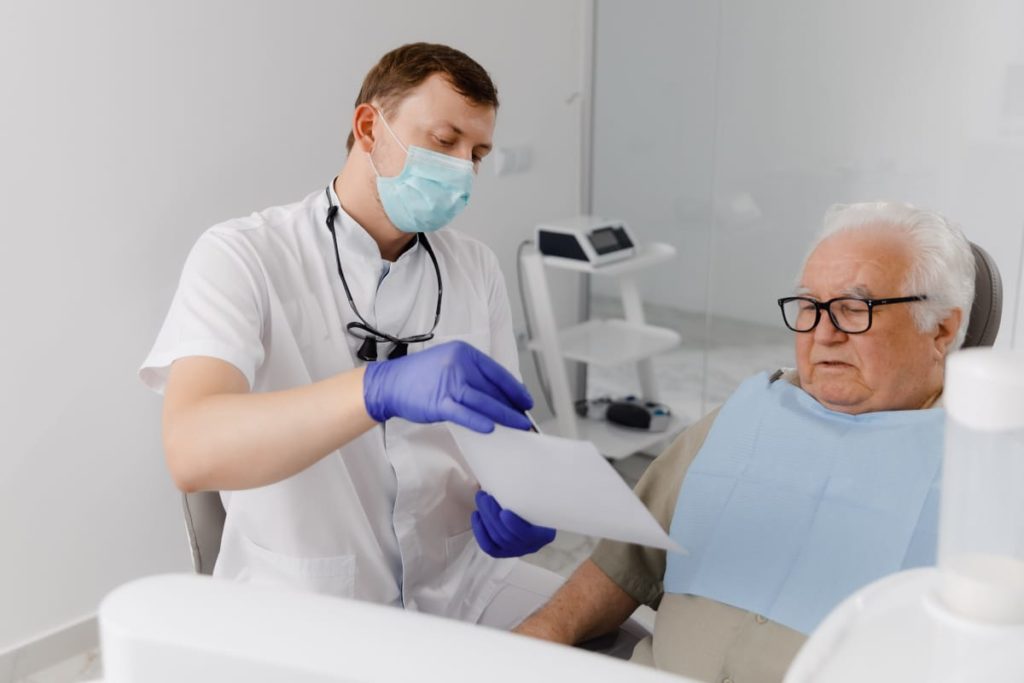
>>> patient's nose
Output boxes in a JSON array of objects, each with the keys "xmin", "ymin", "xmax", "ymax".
[{"xmin": 814, "ymin": 310, "xmax": 848, "ymax": 343}]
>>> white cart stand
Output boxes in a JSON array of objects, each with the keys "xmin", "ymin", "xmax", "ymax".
[{"xmin": 520, "ymin": 242, "xmax": 686, "ymax": 460}]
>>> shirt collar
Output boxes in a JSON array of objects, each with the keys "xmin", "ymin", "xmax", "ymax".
[{"xmin": 326, "ymin": 183, "xmax": 421, "ymax": 266}]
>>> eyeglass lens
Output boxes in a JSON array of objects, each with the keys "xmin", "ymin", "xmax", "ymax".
[{"xmin": 782, "ymin": 298, "xmax": 871, "ymax": 333}]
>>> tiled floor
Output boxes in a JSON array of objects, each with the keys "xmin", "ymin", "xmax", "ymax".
[{"xmin": 14, "ymin": 302, "xmax": 791, "ymax": 683}]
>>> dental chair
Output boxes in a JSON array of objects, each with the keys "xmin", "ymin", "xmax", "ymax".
[
  {"xmin": 963, "ymin": 241, "xmax": 1002, "ymax": 348},
  {"xmin": 178, "ymin": 241, "xmax": 1002, "ymax": 649},
  {"xmin": 98, "ymin": 574, "xmax": 691, "ymax": 683},
  {"xmin": 180, "ymin": 484, "xmax": 652, "ymax": 657}
]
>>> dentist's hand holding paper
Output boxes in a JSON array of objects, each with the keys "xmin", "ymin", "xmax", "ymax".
[
  {"xmin": 363, "ymin": 341, "xmax": 534, "ymax": 433},
  {"xmin": 472, "ymin": 490, "xmax": 556, "ymax": 558}
]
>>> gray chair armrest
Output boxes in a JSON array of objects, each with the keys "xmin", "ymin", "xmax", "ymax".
[{"xmin": 181, "ymin": 491, "xmax": 226, "ymax": 575}]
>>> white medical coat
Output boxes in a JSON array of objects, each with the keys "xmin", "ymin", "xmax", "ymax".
[{"xmin": 140, "ymin": 186, "xmax": 519, "ymax": 621}]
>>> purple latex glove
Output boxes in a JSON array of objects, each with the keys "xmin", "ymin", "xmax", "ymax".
[
  {"xmin": 362, "ymin": 340, "xmax": 533, "ymax": 433},
  {"xmin": 471, "ymin": 490, "xmax": 556, "ymax": 558}
]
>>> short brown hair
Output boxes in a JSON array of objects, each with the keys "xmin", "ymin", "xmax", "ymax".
[{"xmin": 346, "ymin": 42, "xmax": 499, "ymax": 152}]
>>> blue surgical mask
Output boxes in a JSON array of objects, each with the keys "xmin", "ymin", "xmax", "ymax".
[{"xmin": 368, "ymin": 111, "xmax": 475, "ymax": 233}]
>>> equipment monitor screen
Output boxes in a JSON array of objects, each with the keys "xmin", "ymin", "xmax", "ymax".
[{"xmin": 588, "ymin": 227, "xmax": 621, "ymax": 253}]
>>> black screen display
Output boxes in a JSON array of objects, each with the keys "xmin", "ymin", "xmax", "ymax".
[{"xmin": 588, "ymin": 228, "xmax": 621, "ymax": 253}]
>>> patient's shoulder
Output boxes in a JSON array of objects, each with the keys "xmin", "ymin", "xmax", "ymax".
[
  {"xmin": 655, "ymin": 367, "xmax": 796, "ymax": 473},
  {"xmin": 638, "ymin": 408, "xmax": 721, "ymax": 499},
  {"xmin": 635, "ymin": 367, "xmax": 797, "ymax": 517}
]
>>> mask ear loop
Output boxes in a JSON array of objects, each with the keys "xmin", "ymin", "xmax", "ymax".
[
  {"xmin": 374, "ymin": 107, "xmax": 408, "ymax": 152},
  {"xmin": 367, "ymin": 106, "xmax": 408, "ymax": 178}
]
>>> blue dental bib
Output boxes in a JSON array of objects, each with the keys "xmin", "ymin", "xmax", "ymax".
[{"xmin": 663, "ymin": 371, "xmax": 943, "ymax": 634}]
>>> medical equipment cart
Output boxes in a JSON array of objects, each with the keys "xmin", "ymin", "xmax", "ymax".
[{"xmin": 520, "ymin": 237, "xmax": 686, "ymax": 460}]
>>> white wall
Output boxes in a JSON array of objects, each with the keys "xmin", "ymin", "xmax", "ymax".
[
  {"xmin": 593, "ymin": 0, "xmax": 1024, "ymax": 349},
  {"xmin": 709, "ymin": 0, "xmax": 1024, "ymax": 338},
  {"xmin": 591, "ymin": 0, "xmax": 719, "ymax": 313},
  {"xmin": 0, "ymin": 0, "xmax": 586, "ymax": 654}
]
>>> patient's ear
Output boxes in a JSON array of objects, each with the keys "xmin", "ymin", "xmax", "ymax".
[{"xmin": 933, "ymin": 307, "xmax": 963, "ymax": 357}]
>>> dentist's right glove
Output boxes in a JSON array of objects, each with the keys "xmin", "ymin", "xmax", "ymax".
[
  {"xmin": 471, "ymin": 490, "xmax": 556, "ymax": 558},
  {"xmin": 362, "ymin": 340, "xmax": 533, "ymax": 434}
]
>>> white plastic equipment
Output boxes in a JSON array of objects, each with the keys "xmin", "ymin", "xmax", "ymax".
[
  {"xmin": 97, "ymin": 574, "xmax": 694, "ymax": 683},
  {"xmin": 535, "ymin": 215, "xmax": 637, "ymax": 266},
  {"xmin": 939, "ymin": 349, "xmax": 1024, "ymax": 623},
  {"xmin": 785, "ymin": 348, "xmax": 1024, "ymax": 683},
  {"xmin": 521, "ymin": 229, "xmax": 685, "ymax": 460}
]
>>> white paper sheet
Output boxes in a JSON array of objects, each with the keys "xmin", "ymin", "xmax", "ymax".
[{"xmin": 449, "ymin": 424, "xmax": 684, "ymax": 552}]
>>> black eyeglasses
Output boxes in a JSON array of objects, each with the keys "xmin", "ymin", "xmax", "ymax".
[{"xmin": 777, "ymin": 295, "xmax": 927, "ymax": 334}]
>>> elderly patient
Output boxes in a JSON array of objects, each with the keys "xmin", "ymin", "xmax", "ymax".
[{"xmin": 514, "ymin": 202, "xmax": 976, "ymax": 682}]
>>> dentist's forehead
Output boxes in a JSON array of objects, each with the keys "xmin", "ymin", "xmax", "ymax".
[{"xmin": 389, "ymin": 74, "xmax": 495, "ymax": 126}]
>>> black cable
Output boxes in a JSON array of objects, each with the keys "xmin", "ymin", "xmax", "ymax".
[
  {"xmin": 516, "ymin": 240, "xmax": 556, "ymax": 414},
  {"xmin": 324, "ymin": 186, "xmax": 441, "ymax": 360}
]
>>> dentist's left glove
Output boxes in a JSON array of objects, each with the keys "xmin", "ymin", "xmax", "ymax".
[
  {"xmin": 471, "ymin": 490, "xmax": 556, "ymax": 558},
  {"xmin": 362, "ymin": 340, "xmax": 533, "ymax": 434}
]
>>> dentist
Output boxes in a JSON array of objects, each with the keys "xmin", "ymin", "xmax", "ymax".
[{"xmin": 140, "ymin": 43, "xmax": 558, "ymax": 628}]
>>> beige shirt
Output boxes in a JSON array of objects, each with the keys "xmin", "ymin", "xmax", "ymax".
[
  {"xmin": 593, "ymin": 370, "xmax": 946, "ymax": 682},
  {"xmin": 592, "ymin": 402, "xmax": 806, "ymax": 683}
]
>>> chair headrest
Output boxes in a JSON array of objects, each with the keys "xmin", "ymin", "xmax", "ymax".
[{"xmin": 963, "ymin": 241, "xmax": 1002, "ymax": 348}]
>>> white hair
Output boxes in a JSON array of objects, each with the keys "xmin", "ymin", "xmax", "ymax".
[{"xmin": 805, "ymin": 201, "xmax": 976, "ymax": 350}]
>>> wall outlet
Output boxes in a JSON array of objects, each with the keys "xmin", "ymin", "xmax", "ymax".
[{"xmin": 493, "ymin": 145, "xmax": 532, "ymax": 176}]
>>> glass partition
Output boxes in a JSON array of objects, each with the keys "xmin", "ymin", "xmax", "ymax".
[{"xmin": 590, "ymin": 0, "xmax": 1024, "ymax": 428}]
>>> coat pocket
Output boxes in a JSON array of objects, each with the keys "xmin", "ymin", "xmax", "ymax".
[
  {"xmin": 445, "ymin": 528, "xmax": 476, "ymax": 567},
  {"xmin": 238, "ymin": 533, "xmax": 357, "ymax": 598}
]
